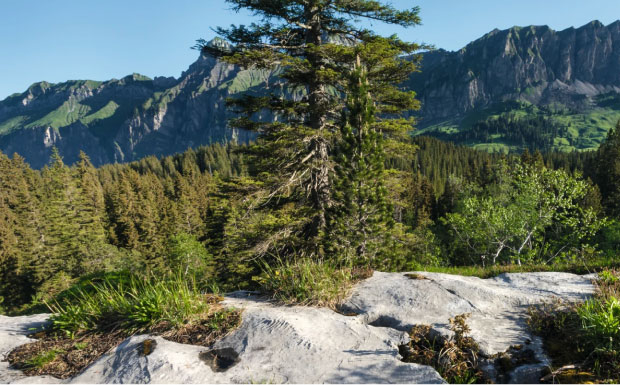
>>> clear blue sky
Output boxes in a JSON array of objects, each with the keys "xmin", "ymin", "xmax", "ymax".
[{"xmin": 1, "ymin": 0, "xmax": 619, "ymax": 100}]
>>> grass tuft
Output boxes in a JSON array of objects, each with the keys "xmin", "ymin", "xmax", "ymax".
[
  {"xmin": 419, "ymin": 259, "xmax": 620, "ymax": 279},
  {"xmin": 254, "ymin": 258, "xmax": 372, "ymax": 307},
  {"xmin": 46, "ymin": 274, "xmax": 215, "ymax": 336},
  {"xmin": 528, "ymin": 269, "xmax": 620, "ymax": 382},
  {"xmin": 10, "ymin": 273, "xmax": 242, "ymax": 379},
  {"xmin": 25, "ymin": 349, "xmax": 63, "ymax": 369}
]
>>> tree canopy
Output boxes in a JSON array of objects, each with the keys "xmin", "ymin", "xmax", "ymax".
[{"xmin": 197, "ymin": 0, "xmax": 424, "ymax": 261}]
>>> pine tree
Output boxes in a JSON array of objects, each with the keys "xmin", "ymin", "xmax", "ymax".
[
  {"xmin": 201, "ymin": 0, "xmax": 423, "ymax": 258},
  {"xmin": 596, "ymin": 120, "xmax": 620, "ymax": 218},
  {"xmin": 73, "ymin": 151, "xmax": 115, "ymax": 274},
  {"xmin": 329, "ymin": 57, "xmax": 391, "ymax": 264},
  {"xmin": 37, "ymin": 148, "xmax": 81, "ymax": 295}
]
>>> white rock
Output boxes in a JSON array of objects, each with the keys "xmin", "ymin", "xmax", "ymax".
[
  {"xmin": 0, "ymin": 314, "xmax": 60, "ymax": 384},
  {"xmin": 1, "ymin": 272, "xmax": 596, "ymax": 384},
  {"xmin": 341, "ymin": 271, "xmax": 595, "ymax": 383},
  {"xmin": 71, "ymin": 295, "xmax": 444, "ymax": 384}
]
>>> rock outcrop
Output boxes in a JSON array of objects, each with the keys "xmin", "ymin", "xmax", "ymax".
[
  {"xmin": 0, "ymin": 314, "xmax": 60, "ymax": 384},
  {"xmin": 0, "ymin": 272, "xmax": 596, "ymax": 384},
  {"xmin": 342, "ymin": 272, "xmax": 595, "ymax": 383}
]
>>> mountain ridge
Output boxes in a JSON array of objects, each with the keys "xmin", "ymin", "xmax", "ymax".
[{"xmin": 2, "ymin": 20, "xmax": 620, "ymax": 167}]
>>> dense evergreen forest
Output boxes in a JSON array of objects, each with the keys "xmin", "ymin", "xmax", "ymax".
[{"xmin": 0, "ymin": 132, "xmax": 617, "ymax": 312}]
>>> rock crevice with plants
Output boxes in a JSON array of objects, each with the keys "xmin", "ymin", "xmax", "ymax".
[{"xmin": 1, "ymin": 271, "xmax": 595, "ymax": 384}]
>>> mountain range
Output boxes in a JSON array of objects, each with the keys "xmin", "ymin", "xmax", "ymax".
[{"xmin": 1, "ymin": 20, "xmax": 620, "ymax": 168}]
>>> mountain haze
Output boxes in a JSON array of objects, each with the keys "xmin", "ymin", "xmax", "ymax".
[{"xmin": 2, "ymin": 21, "xmax": 620, "ymax": 167}]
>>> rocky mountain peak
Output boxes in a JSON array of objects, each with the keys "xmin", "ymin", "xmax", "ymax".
[
  {"xmin": 1, "ymin": 20, "xmax": 620, "ymax": 167},
  {"xmin": 409, "ymin": 20, "xmax": 620, "ymax": 124},
  {"xmin": 206, "ymin": 37, "xmax": 233, "ymax": 51}
]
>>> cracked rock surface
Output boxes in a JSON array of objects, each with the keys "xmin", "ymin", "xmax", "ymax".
[
  {"xmin": 1, "ymin": 272, "xmax": 595, "ymax": 384},
  {"xmin": 70, "ymin": 294, "xmax": 444, "ymax": 384},
  {"xmin": 341, "ymin": 271, "xmax": 596, "ymax": 383}
]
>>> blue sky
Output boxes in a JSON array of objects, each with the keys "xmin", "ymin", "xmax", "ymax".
[{"xmin": 1, "ymin": 0, "xmax": 619, "ymax": 100}]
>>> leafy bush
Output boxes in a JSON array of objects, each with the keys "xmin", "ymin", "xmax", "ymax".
[
  {"xmin": 47, "ymin": 274, "xmax": 215, "ymax": 336},
  {"xmin": 577, "ymin": 297, "xmax": 620, "ymax": 350},
  {"xmin": 254, "ymin": 258, "xmax": 371, "ymax": 307},
  {"xmin": 443, "ymin": 162, "xmax": 602, "ymax": 266},
  {"xmin": 165, "ymin": 232, "xmax": 215, "ymax": 282}
]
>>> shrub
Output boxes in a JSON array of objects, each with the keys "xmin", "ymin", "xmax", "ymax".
[
  {"xmin": 165, "ymin": 233, "xmax": 215, "ymax": 283},
  {"xmin": 400, "ymin": 313, "xmax": 485, "ymax": 384},
  {"xmin": 47, "ymin": 274, "xmax": 216, "ymax": 336},
  {"xmin": 254, "ymin": 257, "xmax": 371, "ymax": 307}
]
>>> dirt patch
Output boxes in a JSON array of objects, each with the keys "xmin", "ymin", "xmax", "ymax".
[
  {"xmin": 156, "ymin": 308, "xmax": 242, "ymax": 347},
  {"xmin": 6, "ymin": 306, "xmax": 243, "ymax": 379},
  {"xmin": 6, "ymin": 331, "xmax": 126, "ymax": 379}
]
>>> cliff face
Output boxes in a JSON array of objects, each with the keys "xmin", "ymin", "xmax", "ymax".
[
  {"xmin": 2, "ymin": 21, "xmax": 620, "ymax": 167},
  {"xmin": 0, "ymin": 41, "xmax": 264, "ymax": 168},
  {"xmin": 410, "ymin": 20, "xmax": 620, "ymax": 124}
]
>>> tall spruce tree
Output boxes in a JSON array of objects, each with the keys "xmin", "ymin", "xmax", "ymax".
[
  {"xmin": 38, "ymin": 148, "xmax": 82, "ymax": 295},
  {"xmin": 201, "ymin": 0, "xmax": 423, "ymax": 259}
]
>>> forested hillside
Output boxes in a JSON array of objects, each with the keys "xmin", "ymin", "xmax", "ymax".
[{"xmin": 0, "ymin": 134, "xmax": 614, "ymax": 313}]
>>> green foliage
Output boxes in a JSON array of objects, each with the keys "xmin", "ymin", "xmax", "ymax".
[
  {"xmin": 597, "ymin": 220, "xmax": 620, "ymax": 257},
  {"xmin": 578, "ymin": 296, "xmax": 620, "ymax": 350},
  {"xmin": 600, "ymin": 270, "xmax": 620, "ymax": 285},
  {"xmin": 595, "ymin": 121, "xmax": 620, "ymax": 217},
  {"xmin": 443, "ymin": 161, "xmax": 603, "ymax": 266},
  {"xmin": 418, "ymin": 100, "xmax": 620, "ymax": 153},
  {"xmin": 201, "ymin": 0, "xmax": 424, "ymax": 262},
  {"xmin": 47, "ymin": 274, "xmax": 213, "ymax": 336},
  {"xmin": 25, "ymin": 349, "xmax": 64, "ymax": 369},
  {"xmin": 165, "ymin": 233, "xmax": 214, "ymax": 282},
  {"xmin": 328, "ymin": 62, "xmax": 394, "ymax": 264},
  {"xmin": 254, "ymin": 257, "xmax": 368, "ymax": 307}
]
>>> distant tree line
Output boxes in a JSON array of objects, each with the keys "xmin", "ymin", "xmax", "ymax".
[{"xmin": 433, "ymin": 114, "xmax": 571, "ymax": 152}]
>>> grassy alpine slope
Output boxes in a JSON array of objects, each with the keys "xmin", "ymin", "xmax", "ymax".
[{"xmin": 417, "ymin": 97, "xmax": 620, "ymax": 154}]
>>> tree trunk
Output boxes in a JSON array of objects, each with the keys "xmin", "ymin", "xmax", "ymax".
[{"xmin": 305, "ymin": 3, "xmax": 331, "ymax": 242}]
